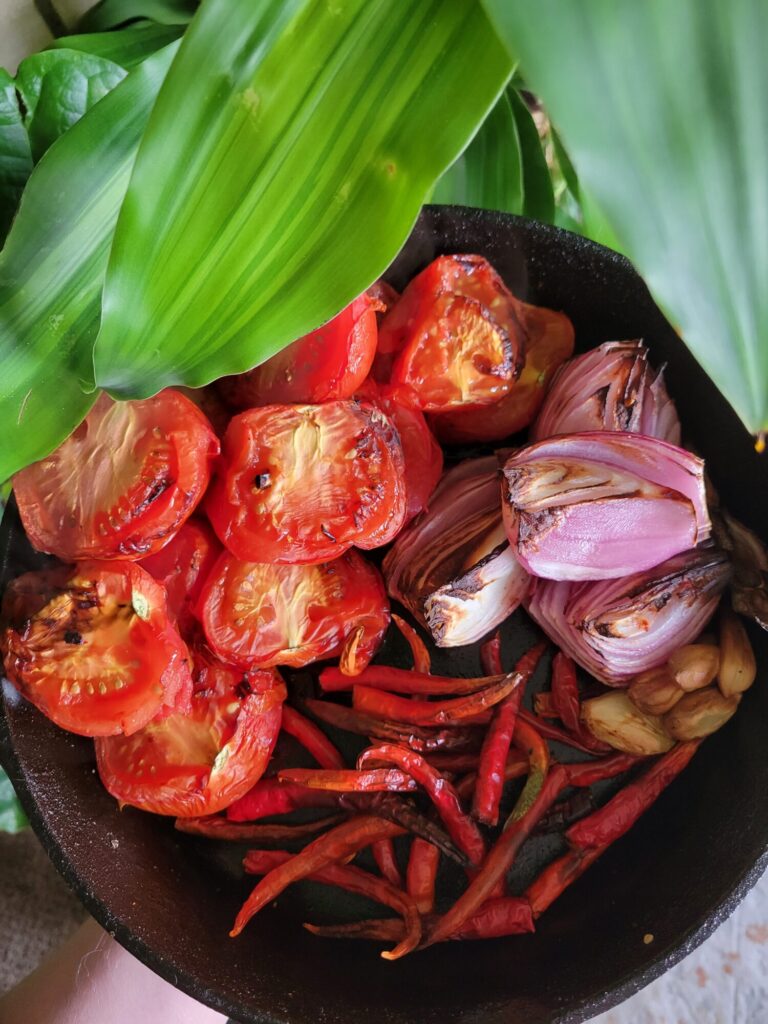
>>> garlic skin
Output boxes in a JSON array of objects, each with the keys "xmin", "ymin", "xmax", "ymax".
[
  {"xmin": 664, "ymin": 687, "xmax": 740, "ymax": 741},
  {"xmin": 718, "ymin": 609, "xmax": 757, "ymax": 697},
  {"xmin": 581, "ymin": 691, "xmax": 674, "ymax": 755}
]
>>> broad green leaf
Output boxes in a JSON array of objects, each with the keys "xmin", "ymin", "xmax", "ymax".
[
  {"xmin": 484, "ymin": 0, "xmax": 768, "ymax": 437},
  {"xmin": 94, "ymin": 0, "xmax": 512, "ymax": 397},
  {"xmin": 0, "ymin": 768, "xmax": 27, "ymax": 833},
  {"xmin": 0, "ymin": 45, "xmax": 178, "ymax": 482},
  {"xmin": 0, "ymin": 71, "xmax": 33, "ymax": 244},
  {"xmin": 15, "ymin": 50, "xmax": 127, "ymax": 162},
  {"xmin": 551, "ymin": 125, "xmax": 579, "ymax": 201},
  {"xmin": 79, "ymin": 0, "xmax": 197, "ymax": 31},
  {"xmin": 507, "ymin": 87, "xmax": 554, "ymax": 223},
  {"xmin": 48, "ymin": 22, "xmax": 184, "ymax": 70},
  {"xmin": 433, "ymin": 92, "xmax": 523, "ymax": 214}
]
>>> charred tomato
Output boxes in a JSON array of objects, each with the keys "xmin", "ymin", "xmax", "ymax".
[
  {"xmin": 205, "ymin": 401, "xmax": 406, "ymax": 564},
  {"xmin": 1, "ymin": 561, "xmax": 192, "ymax": 737},
  {"xmin": 95, "ymin": 646, "xmax": 286, "ymax": 817},
  {"xmin": 198, "ymin": 548, "xmax": 389, "ymax": 672},
  {"xmin": 140, "ymin": 519, "xmax": 221, "ymax": 636},
  {"xmin": 13, "ymin": 390, "xmax": 219, "ymax": 561}
]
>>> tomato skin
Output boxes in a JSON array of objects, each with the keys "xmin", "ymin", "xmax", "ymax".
[
  {"xmin": 1, "ymin": 561, "xmax": 192, "ymax": 737},
  {"xmin": 140, "ymin": 519, "xmax": 221, "ymax": 636},
  {"xmin": 198, "ymin": 548, "xmax": 389, "ymax": 671},
  {"xmin": 217, "ymin": 294, "xmax": 378, "ymax": 408},
  {"xmin": 430, "ymin": 302, "xmax": 575, "ymax": 443},
  {"xmin": 13, "ymin": 390, "xmax": 219, "ymax": 562},
  {"xmin": 205, "ymin": 401, "xmax": 406, "ymax": 565},
  {"xmin": 356, "ymin": 380, "xmax": 443, "ymax": 525},
  {"xmin": 378, "ymin": 254, "xmax": 525, "ymax": 412},
  {"xmin": 95, "ymin": 646, "xmax": 286, "ymax": 817}
]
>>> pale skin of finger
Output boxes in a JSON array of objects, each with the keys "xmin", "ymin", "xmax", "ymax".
[{"xmin": 0, "ymin": 918, "xmax": 227, "ymax": 1024}]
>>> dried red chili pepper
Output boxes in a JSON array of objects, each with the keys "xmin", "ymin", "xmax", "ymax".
[
  {"xmin": 341, "ymin": 794, "xmax": 468, "ymax": 867},
  {"xmin": 550, "ymin": 653, "xmax": 611, "ymax": 753},
  {"xmin": 406, "ymin": 837, "xmax": 440, "ymax": 913},
  {"xmin": 227, "ymin": 778, "xmax": 340, "ymax": 822},
  {"xmin": 230, "ymin": 815, "xmax": 407, "ymax": 942},
  {"xmin": 277, "ymin": 767, "xmax": 417, "ymax": 793},
  {"xmin": 280, "ymin": 706, "xmax": 345, "ymax": 770},
  {"xmin": 424, "ymin": 764, "xmax": 569, "ymax": 946},
  {"xmin": 480, "ymin": 632, "xmax": 503, "ymax": 675},
  {"xmin": 533, "ymin": 692, "xmax": 559, "ymax": 718},
  {"xmin": 176, "ymin": 813, "xmax": 345, "ymax": 842},
  {"xmin": 517, "ymin": 708, "xmax": 601, "ymax": 756},
  {"xmin": 358, "ymin": 744, "xmax": 486, "ymax": 867},
  {"xmin": 567, "ymin": 741, "xmax": 699, "ymax": 850},
  {"xmin": 473, "ymin": 642, "xmax": 547, "ymax": 825},
  {"xmin": 242, "ymin": 847, "xmax": 419, "ymax": 959},
  {"xmin": 372, "ymin": 838, "xmax": 404, "ymax": 888},
  {"xmin": 533, "ymin": 790, "xmax": 595, "ymax": 835},
  {"xmin": 305, "ymin": 698, "xmax": 482, "ymax": 752},
  {"xmin": 563, "ymin": 752, "xmax": 639, "ymax": 788},
  {"xmin": 392, "ymin": 614, "xmax": 431, "ymax": 674},
  {"xmin": 454, "ymin": 753, "xmax": 528, "ymax": 802},
  {"xmin": 509, "ymin": 718, "xmax": 550, "ymax": 821},
  {"xmin": 353, "ymin": 673, "xmax": 520, "ymax": 726},
  {"xmin": 423, "ymin": 752, "xmax": 480, "ymax": 774},
  {"xmin": 525, "ymin": 845, "xmax": 604, "ymax": 917},
  {"xmin": 320, "ymin": 666, "xmax": 504, "ymax": 696}
]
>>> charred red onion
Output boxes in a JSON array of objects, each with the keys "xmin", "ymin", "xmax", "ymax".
[
  {"xmin": 532, "ymin": 340, "xmax": 680, "ymax": 443},
  {"xmin": 383, "ymin": 458, "xmax": 529, "ymax": 646},
  {"xmin": 525, "ymin": 548, "xmax": 730, "ymax": 685},
  {"xmin": 501, "ymin": 433, "xmax": 710, "ymax": 581}
]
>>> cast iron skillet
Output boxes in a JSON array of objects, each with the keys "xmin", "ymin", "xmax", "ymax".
[{"xmin": 2, "ymin": 206, "xmax": 767, "ymax": 1024}]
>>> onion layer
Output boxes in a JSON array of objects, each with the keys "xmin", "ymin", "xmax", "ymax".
[
  {"xmin": 525, "ymin": 548, "xmax": 731, "ymax": 685},
  {"xmin": 501, "ymin": 432, "xmax": 710, "ymax": 581},
  {"xmin": 532, "ymin": 340, "xmax": 680, "ymax": 443},
  {"xmin": 383, "ymin": 458, "xmax": 530, "ymax": 647}
]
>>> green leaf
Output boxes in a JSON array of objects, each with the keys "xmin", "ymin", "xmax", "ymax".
[
  {"xmin": 551, "ymin": 125, "xmax": 579, "ymax": 200},
  {"xmin": 15, "ymin": 50, "xmax": 127, "ymax": 162},
  {"xmin": 0, "ymin": 44, "xmax": 178, "ymax": 482},
  {"xmin": 507, "ymin": 88, "xmax": 554, "ymax": 224},
  {"xmin": 433, "ymin": 91, "xmax": 523, "ymax": 213},
  {"xmin": 94, "ymin": 0, "xmax": 512, "ymax": 397},
  {"xmin": 48, "ymin": 22, "xmax": 185, "ymax": 70},
  {"xmin": 0, "ymin": 70, "xmax": 33, "ymax": 244},
  {"xmin": 78, "ymin": 0, "xmax": 197, "ymax": 31},
  {"xmin": 483, "ymin": 0, "xmax": 768, "ymax": 437},
  {"xmin": 0, "ymin": 768, "xmax": 27, "ymax": 833}
]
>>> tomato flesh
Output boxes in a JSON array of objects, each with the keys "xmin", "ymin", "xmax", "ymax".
[
  {"xmin": 95, "ymin": 645, "xmax": 286, "ymax": 816},
  {"xmin": 13, "ymin": 390, "xmax": 219, "ymax": 561},
  {"xmin": 198, "ymin": 548, "xmax": 389, "ymax": 671},
  {"xmin": 218, "ymin": 294, "xmax": 378, "ymax": 408},
  {"xmin": 431, "ymin": 301, "xmax": 575, "ymax": 443},
  {"xmin": 1, "ymin": 562, "xmax": 192, "ymax": 737},
  {"xmin": 205, "ymin": 401, "xmax": 406, "ymax": 564},
  {"xmin": 379, "ymin": 254, "xmax": 525, "ymax": 412},
  {"xmin": 140, "ymin": 519, "xmax": 220, "ymax": 636},
  {"xmin": 356, "ymin": 380, "xmax": 443, "ymax": 525}
]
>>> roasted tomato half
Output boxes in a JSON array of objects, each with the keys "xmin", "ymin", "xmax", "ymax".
[
  {"xmin": 379, "ymin": 254, "xmax": 526, "ymax": 412},
  {"xmin": 356, "ymin": 380, "xmax": 442, "ymax": 525},
  {"xmin": 430, "ymin": 301, "xmax": 575, "ymax": 443},
  {"xmin": 13, "ymin": 390, "xmax": 219, "ymax": 562},
  {"xmin": 95, "ymin": 645, "xmax": 286, "ymax": 817},
  {"xmin": 205, "ymin": 401, "xmax": 406, "ymax": 564},
  {"xmin": 140, "ymin": 519, "xmax": 221, "ymax": 636},
  {"xmin": 198, "ymin": 549, "xmax": 389, "ymax": 672},
  {"xmin": 1, "ymin": 562, "xmax": 192, "ymax": 737},
  {"xmin": 218, "ymin": 294, "xmax": 378, "ymax": 408}
]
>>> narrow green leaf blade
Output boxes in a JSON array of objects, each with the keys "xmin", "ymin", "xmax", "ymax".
[
  {"xmin": 94, "ymin": 0, "xmax": 512, "ymax": 397},
  {"xmin": 0, "ymin": 70, "xmax": 33, "ymax": 244},
  {"xmin": 78, "ymin": 0, "xmax": 197, "ymax": 31},
  {"xmin": 15, "ymin": 49, "xmax": 127, "ymax": 161},
  {"xmin": 507, "ymin": 87, "xmax": 554, "ymax": 223},
  {"xmin": 48, "ymin": 23, "xmax": 184, "ymax": 70},
  {"xmin": 433, "ymin": 92, "xmax": 523, "ymax": 213},
  {"xmin": 485, "ymin": 0, "xmax": 768, "ymax": 436},
  {"xmin": 0, "ymin": 768, "xmax": 27, "ymax": 833},
  {"xmin": 0, "ymin": 44, "xmax": 178, "ymax": 482}
]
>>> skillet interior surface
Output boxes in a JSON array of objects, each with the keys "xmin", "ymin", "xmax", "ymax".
[{"xmin": 2, "ymin": 206, "xmax": 767, "ymax": 1024}]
